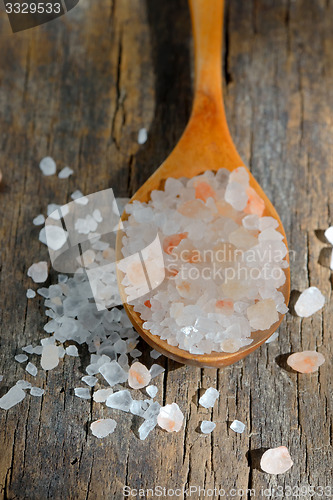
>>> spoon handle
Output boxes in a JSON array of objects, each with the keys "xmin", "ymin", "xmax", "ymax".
[{"xmin": 189, "ymin": 0, "xmax": 224, "ymax": 108}]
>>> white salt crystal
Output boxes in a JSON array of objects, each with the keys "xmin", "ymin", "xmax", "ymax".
[
  {"xmin": 130, "ymin": 400, "xmax": 146, "ymax": 417},
  {"xmin": 26, "ymin": 289, "xmax": 36, "ymax": 299},
  {"xmin": 33, "ymin": 346, "xmax": 43, "ymax": 355},
  {"xmin": 146, "ymin": 385, "xmax": 158, "ymax": 398},
  {"xmin": 90, "ymin": 418, "xmax": 117, "ymax": 438},
  {"xmin": 66, "ymin": 345, "xmax": 79, "ymax": 357},
  {"xmin": 265, "ymin": 331, "xmax": 279, "ymax": 343},
  {"xmin": 40, "ymin": 156, "xmax": 56, "ymax": 176},
  {"xmin": 157, "ymin": 403, "xmax": 184, "ymax": 432},
  {"xmin": 99, "ymin": 361, "xmax": 128, "ymax": 386},
  {"xmin": 93, "ymin": 388, "xmax": 113, "ymax": 403},
  {"xmin": 92, "ymin": 209, "xmax": 103, "ymax": 223},
  {"xmin": 229, "ymin": 167, "xmax": 249, "ymax": 186},
  {"xmin": 26, "ymin": 362, "xmax": 38, "ymax": 376},
  {"xmin": 150, "ymin": 349, "xmax": 162, "ymax": 359},
  {"xmin": 230, "ymin": 419, "xmax": 245, "ymax": 433},
  {"xmin": 58, "ymin": 166, "xmax": 74, "ymax": 179},
  {"xmin": 82, "ymin": 375, "xmax": 98, "ymax": 387},
  {"xmin": 294, "ymin": 287, "xmax": 325, "ymax": 317},
  {"xmin": 27, "ymin": 261, "xmax": 48, "ymax": 283},
  {"xmin": 30, "ymin": 387, "xmax": 44, "ymax": 397},
  {"xmin": 40, "ymin": 226, "xmax": 68, "ymax": 251},
  {"xmin": 33, "ymin": 214, "xmax": 45, "ymax": 226},
  {"xmin": 41, "ymin": 344, "xmax": 59, "ymax": 370},
  {"xmin": 0, "ymin": 386, "xmax": 26, "ymax": 410},
  {"xmin": 71, "ymin": 190, "xmax": 89, "ymax": 205},
  {"xmin": 260, "ymin": 446, "xmax": 293, "ymax": 474},
  {"xmin": 16, "ymin": 380, "xmax": 32, "ymax": 389},
  {"xmin": 200, "ymin": 421, "xmax": 216, "ymax": 434},
  {"xmin": 138, "ymin": 128, "xmax": 148, "ymax": 145},
  {"xmin": 138, "ymin": 418, "xmax": 157, "ymax": 440},
  {"xmin": 242, "ymin": 214, "xmax": 259, "ymax": 231},
  {"xmin": 106, "ymin": 390, "xmax": 132, "ymax": 412},
  {"xmin": 150, "ymin": 364, "xmax": 165, "ymax": 379},
  {"xmin": 74, "ymin": 387, "xmax": 91, "ymax": 399},
  {"xmin": 199, "ymin": 388, "xmax": 219, "ymax": 409},
  {"xmin": 22, "ymin": 345, "xmax": 34, "ymax": 354},
  {"xmin": 128, "ymin": 362, "xmax": 151, "ymax": 389},
  {"xmin": 15, "ymin": 354, "xmax": 28, "ymax": 363},
  {"xmin": 324, "ymin": 226, "xmax": 333, "ymax": 245}
]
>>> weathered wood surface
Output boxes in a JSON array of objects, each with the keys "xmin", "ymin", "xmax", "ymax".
[{"xmin": 0, "ymin": 0, "xmax": 332, "ymax": 499}]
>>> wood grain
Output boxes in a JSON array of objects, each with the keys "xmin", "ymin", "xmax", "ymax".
[{"xmin": 0, "ymin": 0, "xmax": 332, "ymax": 499}]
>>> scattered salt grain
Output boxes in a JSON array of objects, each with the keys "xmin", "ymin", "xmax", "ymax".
[
  {"xmin": 93, "ymin": 388, "xmax": 113, "ymax": 403},
  {"xmin": 16, "ymin": 380, "xmax": 32, "ymax": 389},
  {"xmin": 157, "ymin": 403, "xmax": 184, "ymax": 432},
  {"xmin": 0, "ymin": 385, "xmax": 26, "ymax": 410},
  {"xmin": 287, "ymin": 350, "xmax": 325, "ymax": 373},
  {"xmin": 26, "ymin": 289, "xmax": 36, "ymax": 299},
  {"xmin": 22, "ymin": 345, "xmax": 34, "ymax": 354},
  {"xmin": 15, "ymin": 354, "xmax": 28, "ymax": 363},
  {"xmin": 82, "ymin": 375, "xmax": 98, "ymax": 387},
  {"xmin": 106, "ymin": 390, "xmax": 133, "ymax": 412},
  {"xmin": 294, "ymin": 287, "xmax": 325, "ymax": 317},
  {"xmin": 74, "ymin": 387, "xmax": 91, "ymax": 399},
  {"xmin": 150, "ymin": 350, "xmax": 162, "ymax": 359},
  {"xmin": 91, "ymin": 418, "xmax": 117, "ymax": 438},
  {"xmin": 26, "ymin": 362, "xmax": 38, "ymax": 376},
  {"xmin": 128, "ymin": 361, "xmax": 151, "ymax": 389},
  {"xmin": 149, "ymin": 364, "xmax": 165, "ymax": 379},
  {"xmin": 324, "ymin": 226, "xmax": 333, "ymax": 245},
  {"xmin": 33, "ymin": 214, "xmax": 45, "ymax": 226},
  {"xmin": 71, "ymin": 190, "xmax": 89, "ymax": 205},
  {"xmin": 146, "ymin": 385, "xmax": 158, "ymax": 398},
  {"xmin": 27, "ymin": 261, "xmax": 48, "ymax": 283},
  {"xmin": 200, "ymin": 421, "xmax": 216, "ymax": 434},
  {"xmin": 40, "ymin": 225, "xmax": 68, "ymax": 251},
  {"xmin": 58, "ymin": 166, "xmax": 74, "ymax": 179},
  {"xmin": 99, "ymin": 361, "xmax": 128, "ymax": 387},
  {"xmin": 30, "ymin": 387, "xmax": 44, "ymax": 397},
  {"xmin": 230, "ymin": 419, "xmax": 246, "ymax": 433},
  {"xmin": 41, "ymin": 344, "xmax": 59, "ymax": 371},
  {"xmin": 265, "ymin": 331, "xmax": 279, "ymax": 343},
  {"xmin": 66, "ymin": 345, "xmax": 79, "ymax": 357},
  {"xmin": 138, "ymin": 418, "xmax": 157, "ymax": 440},
  {"xmin": 260, "ymin": 446, "xmax": 293, "ymax": 474},
  {"xmin": 199, "ymin": 388, "xmax": 219, "ymax": 409},
  {"xmin": 40, "ymin": 156, "xmax": 56, "ymax": 176},
  {"xmin": 138, "ymin": 128, "xmax": 148, "ymax": 145}
]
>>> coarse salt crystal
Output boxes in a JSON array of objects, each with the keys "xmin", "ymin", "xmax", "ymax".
[
  {"xmin": 247, "ymin": 299, "xmax": 279, "ymax": 331},
  {"xmin": 294, "ymin": 287, "xmax": 325, "ymax": 317},
  {"xmin": 41, "ymin": 344, "xmax": 59, "ymax": 371},
  {"xmin": 93, "ymin": 388, "xmax": 113, "ymax": 403},
  {"xmin": 128, "ymin": 361, "xmax": 151, "ymax": 389},
  {"xmin": 81, "ymin": 375, "xmax": 98, "ymax": 387},
  {"xmin": 146, "ymin": 385, "xmax": 158, "ymax": 398},
  {"xmin": 30, "ymin": 387, "xmax": 44, "ymax": 397},
  {"xmin": 138, "ymin": 128, "xmax": 148, "ymax": 145},
  {"xmin": 40, "ymin": 156, "xmax": 56, "ymax": 176},
  {"xmin": 74, "ymin": 387, "xmax": 91, "ymax": 399},
  {"xmin": 230, "ymin": 419, "xmax": 246, "ymax": 433},
  {"xmin": 27, "ymin": 261, "xmax": 48, "ymax": 283},
  {"xmin": 66, "ymin": 345, "xmax": 79, "ymax": 357},
  {"xmin": 287, "ymin": 351, "xmax": 325, "ymax": 373},
  {"xmin": 324, "ymin": 226, "xmax": 333, "ymax": 245},
  {"xmin": 0, "ymin": 385, "xmax": 26, "ymax": 410},
  {"xmin": 106, "ymin": 390, "xmax": 133, "ymax": 412},
  {"xmin": 157, "ymin": 403, "xmax": 184, "ymax": 432},
  {"xmin": 26, "ymin": 362, "xmax": 38, "ymax": 376},
  {"xmin": 40, "ymin": 226, "xmax": 68, "ymax": 251},
  {"xmin": 260, "ymin": 446, "xmax": 293, "ymax": 475},
  {"xmin": 58, "ymin": 166, "xmax": 74, "ymax": 179},
  {"xmin": 200, "ymin": 421, "xmax": 216, "ymax": 434},
  {"xmin": 90, "ymin": 418, "xmax": 117, "ymax": 438},
  {"xmin": 15, "ymin": 354, "xmax": 28, "ymax": 363},
  {"xmin": 26, "ymin": 289, "xmax": 36, "ymax": 299},
  {"xmin": 199, "ymin": 388, "xmax": 219, "ymax": 409},
  {"xmin": 149, "ymin": 364, "xmax": 165, "ymax": 379},
  {"xmin": 33, "ymin": 214, "xmax": 45, "ymax": 226}
]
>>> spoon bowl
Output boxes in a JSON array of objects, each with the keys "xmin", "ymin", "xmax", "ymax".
[{"xmin": 116, "ymin": 0, "xmax": 290, "ymax": 367}]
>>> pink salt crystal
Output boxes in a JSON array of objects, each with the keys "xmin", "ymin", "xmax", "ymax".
[
  {"xmin": 194, "ymin": 181, "xmax": 216, "ymax": 202},
  {"xmin": 128, "ymin": 361, "xmax": 151, "ymax": 389},
  {"xmin": 247, "ymin": 299, "xmax": 279, "ymax": 330},
  {"xmin": 177, "ymin": 199, "xmax": 211, "ymax": 219},
  {"xmin": 287, "ymin": 351, "xmax": 325, "ymax": 374},
  {"xmin": 157, "ymin": 403, "xmax": 184, "ymax": 432},
  {"xmin": 260, "ymin": 446, "xmax": 293, "ymax": 475},
  {"xmin": 244, "ymin": 187, "xmax": 265, "ymax": 217},
  {"xmin": 163, "ymin": 233, "xmax": 188, "ymax": 255},
  {"xmin": 215, "ymin": 299, "xmax": 234, "ymax": 316}
]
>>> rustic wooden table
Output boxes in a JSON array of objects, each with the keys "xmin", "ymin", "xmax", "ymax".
[{"xmin": 0, "ymin": 0, "xmax": 332, "ymax": 499}]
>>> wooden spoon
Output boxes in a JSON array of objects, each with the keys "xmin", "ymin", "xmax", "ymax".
[{"xmin": 116, "ymin": 0, "xmax": 290, "ymax": 368}]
